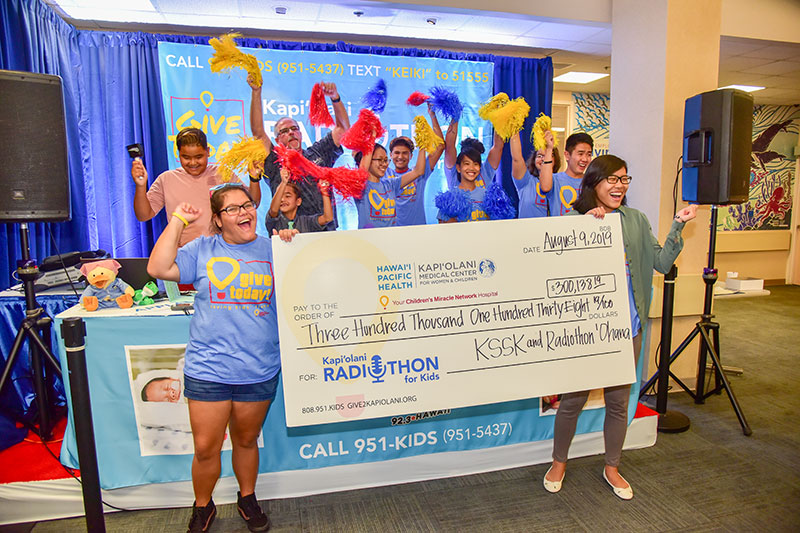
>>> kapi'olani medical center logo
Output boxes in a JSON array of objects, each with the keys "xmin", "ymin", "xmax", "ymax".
[{"xmin": 376, "ymin": 257, "xmax": 495, "ymax": 291}]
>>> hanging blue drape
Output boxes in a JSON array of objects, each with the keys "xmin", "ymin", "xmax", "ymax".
[{"xmin": 0, "ymin": 0, "xmax": 552, "ymax": 290}]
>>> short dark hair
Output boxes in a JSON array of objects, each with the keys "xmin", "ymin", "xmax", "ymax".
[
  {"xmin": 564, "ymin": 132, "xmax": 594, "ymax": 153},
  {"xmin": 527, "ymin": 145, "xmax": 562, "ymax": 176},
  {"xmin": 354, "ymin": 143, "xmax": 386, "ymax": 166},
  {"xmin": 141, "ymin": 377, "xmax": 169, "ymax": 402},
  {"xmin": 572, "ymin": 154, "xmax": 628, "ymax": 214},
  {"xmin": 175, "ymin": 127, "xmax": 208, "ymax": 150},
  {"xmin": 389, "ymin": 136, "xmax": 414, "ymax": 153},
  {"xmin": 460, "ymin": 137, "xmax": 485, "ymax": 155}
]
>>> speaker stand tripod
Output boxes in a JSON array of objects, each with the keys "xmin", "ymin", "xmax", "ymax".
[
  {"xmin": 642, "ymin": 206, "xmax": 751, "ymax": 436},
  {"xmin": 0, "ymin": 223, "xmax": 64, "ymax": 440}
]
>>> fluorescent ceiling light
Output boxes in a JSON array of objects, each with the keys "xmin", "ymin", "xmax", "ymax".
[
  {"xmin": 718, "ymin": 84, "xmax": 765, "ymax": 93},
  {"xmin": 553, "ymin": 72, "xmax": 608, "ymax": 84},
  {"xmin": 552, "ymin": 127, "xmax": 566, "ymax": 132},
  {"xmin": 58, "ymin": 0, "xmax": 157, "ymax": 19}
]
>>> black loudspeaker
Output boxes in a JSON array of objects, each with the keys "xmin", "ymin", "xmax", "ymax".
[
  {"xmin": 682, "ymin": 88, "xmax": 753, "ymax": 205},
  {"xmin": 0, "ymin": 70, "xmax": 71, "ymax": 222}
]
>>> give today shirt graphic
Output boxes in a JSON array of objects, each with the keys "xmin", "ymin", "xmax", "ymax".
[{"xmin": 176, "ymin": 235, "xmax": 280, "ymax": 384}]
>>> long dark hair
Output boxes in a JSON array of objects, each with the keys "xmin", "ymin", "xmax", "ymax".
[
  {"xmin": 527, "ymin": 146, "xmax": 562, "ymax": 176},
  {"xmin": 572, "ymin": 154, "xmax": 628, "ymax": 214}
]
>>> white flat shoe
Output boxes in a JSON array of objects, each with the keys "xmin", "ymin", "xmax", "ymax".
[
  {"xmin": 543, "ymin": 465, "xmax": 565, "ymax": 493},
  {"xmin": 603, "ymin": 469, "xmax": 633, "ymax": 500}
]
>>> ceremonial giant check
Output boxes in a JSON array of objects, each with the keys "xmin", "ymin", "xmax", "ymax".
[{"xmin": 273, "ymin": 214, "xmax": 636, "ymax": 427}]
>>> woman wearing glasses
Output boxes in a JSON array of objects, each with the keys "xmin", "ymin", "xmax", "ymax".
[
  {"xmin": 148, "ymin": 183, "xmax": 294, "ymax": 533},
  {"xmin": 543, "ymin": 155, "xmax": 697, "ymax": 500},
  {"xmin": 509, "ymin": 128, "xmax": 561, "ymax": 218}
]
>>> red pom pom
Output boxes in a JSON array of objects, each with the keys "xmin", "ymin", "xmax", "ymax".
[
  {"xmin": 407, "ymin": 91, "xmax": 430, "ymax": 106},
  {"xmin": 272, "ymin": 144, "xmax": 327, "ymax": 182},
  {"xmin": 308, "ymin": 83, "xmax": 334, "ymax": 128},
  {"xmin": 340, "ymin": 109, "xmax": 386, "ymax": 155},
  {"xmin": 323, "ymin": 167, "xmax": 368, "ymax": 200}
]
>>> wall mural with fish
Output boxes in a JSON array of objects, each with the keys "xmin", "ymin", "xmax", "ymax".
[{"xmin": 718, "ymin": 104, "xmax": 799, "ymax": 231}]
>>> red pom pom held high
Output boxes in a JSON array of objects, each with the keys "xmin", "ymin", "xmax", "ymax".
[{"xmin": 308, "ymin": 83, "xmax": 334, "ymax": 128}]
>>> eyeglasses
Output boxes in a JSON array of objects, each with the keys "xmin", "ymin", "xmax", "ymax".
[
  {"xmin": 219, "ymin": 201, "xmax": 258, "ymax": 216},
  {"xmin": 372, "ymin": 157, "xmax": 389, "ymax": 164},
  {"xmin": 534, "ymin": 153, "xmax": 545, "ymax": 160},
  {"xmin": 604, "ymin": 175, "xmax": 633, "ymax": 185},
  {"xmin": 209, "ymin": 182, "xmax": 246, "ymax": 197},
  {"xmin": 277, "ymin": 125, "xmax": 300, "ymax": 136}
]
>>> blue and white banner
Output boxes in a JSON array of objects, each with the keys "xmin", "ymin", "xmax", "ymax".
[{"xmin": 157, "ymin": 42, "xmax": 495, "ymax": 228}]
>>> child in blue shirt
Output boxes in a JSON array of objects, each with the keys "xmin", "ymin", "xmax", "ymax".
[
  {"xmin": 354, "ymin": 143, "xmax": 427, "ymax": 229},
  {"xmin": 510, "ymin": 128, "xmax": 560, "ymax": 218},
  {"xmin": 546, "ymin": 132, "xmax": 593, "ymax": 216},
  {"xmin": 437, "ymin": 142, "xmax": 491, "ymax": 223},
  {"xmin": 443, "ymin": 118, "xmax": 504, "ymax": 189},
  {"xmin": 391, "ymin": 104, "xmax": 446, "ymax": 226}
]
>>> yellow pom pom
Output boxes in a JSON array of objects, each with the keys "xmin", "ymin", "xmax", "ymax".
[
  {"xmin": 478, "ymin": 93, "xmax": 510, "ymax": 121},
  {"xmin": 217, "ymin": 136, "xmax": 267, "ymax": 183},
  {"xmin": 209, "ymin": 33, "xmax": 262, "ymax": 87},
  {"xmin": 413, "ymin": 116, "xmax": 444, "ymax": 153},
  {"xmin": 486, "ymin": 97, "xmax": 530, "ymax": 141},
  {"xmin": 531, "ymin": 113, "xmax": 558, "ymax": 151}
]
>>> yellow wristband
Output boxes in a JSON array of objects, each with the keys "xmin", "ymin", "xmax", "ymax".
[{"xmin": 172, "ymin": 212, "xmax": 189, "ymax": 227}]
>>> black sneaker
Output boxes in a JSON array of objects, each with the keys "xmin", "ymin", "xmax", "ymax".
[
  {"xmin": 237, "ymin": 491, "xmax": 270, "ymax": 532},
  {"xmin": 187, "ymin": 499, "xmax": 216, "ymax": 533}
]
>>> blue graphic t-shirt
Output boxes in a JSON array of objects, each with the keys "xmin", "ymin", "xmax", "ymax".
[
  {"xmin": 176, "ymin": 234, "xmax": 280, "ymax": 384},
  {"xmin": 443, "ymin": 162, "xmax": 496, "ymax": 190},
  {"xmin": 392, "ymin": 156, "xmax": 432, "ymax": 226},
  {"xmin": 514, "ymin": 170, "xmax": 549, "ymax": 218},
  {"xmin": 437, "ymin": 186, "xmax": 489, "ymax": 222},
  {"xmin": 354, "ymin": 176, "xmax": 403, "ymax": 229},
  {"xmin": 546, "ymin": 171, "xmax": 582, "ymax": 216}
]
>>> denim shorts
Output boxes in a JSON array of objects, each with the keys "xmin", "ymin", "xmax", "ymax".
[{"xmin": 183, "ymin": 372, "xmax": 280, "ymax": 402}]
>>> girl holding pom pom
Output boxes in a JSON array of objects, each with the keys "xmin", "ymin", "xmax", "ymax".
[
  {"xmin": 437, "ymin": 141, "xmax": 491, "ymax": 223},
  {"xmin": 353, "ymin": 143, "xmax": 427, "ymax": 229},
  {"xmin": 510, "ymin": 128, "xmax": 561, "ymax": 218},
  {"xmin": 443, "ymin": 121, "xmax": 504, "ymax": 190}
]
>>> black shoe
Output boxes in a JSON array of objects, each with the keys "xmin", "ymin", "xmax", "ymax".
[
  {"xmin": 237, "ymin": 491, "xmax": 270, "ymax": 532},
  {"xmin": 187, "ymin": 499, "xmax": 216, "ymax": 532}
]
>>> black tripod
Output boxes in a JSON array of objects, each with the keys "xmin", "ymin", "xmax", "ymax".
[
  {"xmin": 0, "ymin": 223, "xmax": 64, "ymax": 440},
  {"xmin": 641, "ymin": 206, "xmax": 751, "ymax": 436}
]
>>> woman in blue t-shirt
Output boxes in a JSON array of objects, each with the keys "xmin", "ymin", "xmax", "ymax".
[
  {"xmin": 353, "ymin": 143, "xmax": 427, "ymax": 229},
  {"xmin": 542, "ymin": 155, "xmax": 697, "ymax": 501},
  {"xmin": 148, "ymin": 183, "xmax": 295, "ymax": 533}
]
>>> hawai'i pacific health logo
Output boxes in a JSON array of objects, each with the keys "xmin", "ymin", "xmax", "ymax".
[
  {"xmin": 206, "ymin": 257, "xmax": 273, "ymax": 305},
  {"xmin": 479, "ymin": 259, "xmax": 496, "ymax": 278}
]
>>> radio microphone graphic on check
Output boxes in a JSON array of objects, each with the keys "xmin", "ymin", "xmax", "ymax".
[{"xmin": 368, "ymin": 355, "xmax": 387, "ymax": 383}]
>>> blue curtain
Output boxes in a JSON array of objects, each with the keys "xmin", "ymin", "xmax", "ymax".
[{"xmin": 0, "ymin": 0, "xmax": 552, "ymax": 290}]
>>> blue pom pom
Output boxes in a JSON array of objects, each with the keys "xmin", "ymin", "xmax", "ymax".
[
  {"xmin": 361, "ymin": 79, "xmax": 388, "ymax": 113},
  {"xmin": 484, "ymin": 182, "xmax": 517, "ymax": 220},
  {"xmin": 435, "ymin": 188, "xmax": 472, "ymax": 221},
  {"xmin": 429, "ymin": 86, "xmax": 463, "ymax": 122}
]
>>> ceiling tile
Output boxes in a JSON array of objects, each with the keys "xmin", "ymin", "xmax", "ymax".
[
  {"xmin": 740, "ymin": 44, "xmax": 800, "ymax": 61},
  {"xmin": 742, "ymin": 60, "xmax": 800, "ymax": 76},
  {"xmin": 718, "ymin": 37, "xmax": 772, "ymax": 57},
  {"xmin": 156, "ymin": 0, "xmax": 235, "ymax": 16},
  {"xmin": 456, "ymin": 14, "xmax": 535, "ymax": 35},
  {"xmin": 719, "ymin": 55, "xmax": 774, "ymax": 72},
  {"xmin": 389, "ymin": 10, "xmax": 473, "ymax": 30},
  {"xmin": 318, "ymin": 3, "xmax": 397, "ymax": 24},
  {"xmin": 583, "ymin": 28, "xmax": 612, "ymax": 45},
  {"xmin": 525, "ymin": 21, "xmax": 607, "ymax": 42},
  {"xmin": 240, "ymin": 1, "xmax": 321, "ymax": 20}
]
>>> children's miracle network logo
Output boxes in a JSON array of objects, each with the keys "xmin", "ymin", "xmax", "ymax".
[{"xmin": 206, "ymin": 257, "xmax": 273, "ymax": 305}]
